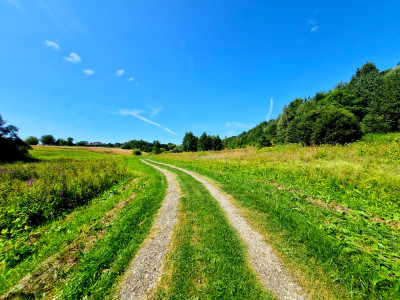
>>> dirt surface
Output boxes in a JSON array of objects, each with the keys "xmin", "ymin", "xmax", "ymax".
[
  {"xmin": 32, "ymin": 145, "xmax": 133, "ymax": 155},
  {"xmin": 147, "ymin": 159, "xmax": 306, "ymax": 300},
  {"xmin": 119, "ymin": 160, "xmax": 180, "ymax": 300}
]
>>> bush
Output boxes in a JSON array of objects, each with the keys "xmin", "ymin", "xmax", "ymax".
[
  {"xmin": 0, "ymin": 114, "xmax": 32, "ymax": 162},
  {"xmin": 312, "ymin": 107, "xmax": 362, "ymax": 145},
  {"xmin": 24, "ymin": 136, "xmax": 39, "ymax": 145},
  {"xmin": 40, "ymin": 135, "xmax": 55, "ymax": 145},
  {"xmin": 132, "ymin": 149, "xmax": 142, "ymax": 156}
]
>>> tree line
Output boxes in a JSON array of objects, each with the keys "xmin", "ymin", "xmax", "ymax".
[
  {"xmin": 224, "ymin": 62, "xmax": 400, "ymax": 149},
  {"xmin": 182, "ymin": 132, "xmax": 223, "ymax": 152},
  {"xmin": 2, "ymin": 61, "xmax": 399, "ymax": 161}
]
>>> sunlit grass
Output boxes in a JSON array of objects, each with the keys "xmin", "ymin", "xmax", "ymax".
[
  {"xmin": 153, "ymin": 164, "xmax": 273, "ymax": 299},
  {"xmin": 152, "ymin": 132, "xmax": 400, "ymax": 299}
]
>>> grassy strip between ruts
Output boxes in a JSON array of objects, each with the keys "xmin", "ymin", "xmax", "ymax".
[
  {"xmin": 0, "ymin": 158, "xmax": 166, "ymax": 299},
  {"xmin": 151, "ymin": 163, "xmax": 274, "ymax": 300},
  {"xmin": 151, "ymin": 155, "xmax": 400, "ymax": 299}
]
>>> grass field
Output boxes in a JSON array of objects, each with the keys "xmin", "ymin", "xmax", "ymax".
[
  {"xmin": 0, "ymin": 147, "xmax": 167, "ymax": 299},
  {"xmin": 1, "ymin": 137, "xmax": 399, "ymax": 299},
  {"xmin": 152, "ymin": 133, "xmax": 400, "ymax": 299}
]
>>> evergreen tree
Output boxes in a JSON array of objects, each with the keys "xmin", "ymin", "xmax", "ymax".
[
  {"xmin": 212, "ymin": 135, "xmax": 223, "ymax": 150},
  {"xmin": 182, "ymin": 132, "xmax": 198, "ymax": 152}
]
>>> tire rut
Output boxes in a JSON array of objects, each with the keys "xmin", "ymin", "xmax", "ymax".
[
  {"xmin": 146, "ymin": 159, "xmax": 306, "ymax": 300},
  {"xmin": 119, "ymin": 160, "xmax": 180, "ymax": 300}
]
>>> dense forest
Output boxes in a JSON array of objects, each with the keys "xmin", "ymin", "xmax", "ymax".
[{"xmin": 221, "ymin": 62, "xmax": 400, "ymax": 149}]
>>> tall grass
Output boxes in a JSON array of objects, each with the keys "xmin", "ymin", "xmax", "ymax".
[{"xmin": 0, "ymin": 160, "xmax": 127, "ymax": 235}]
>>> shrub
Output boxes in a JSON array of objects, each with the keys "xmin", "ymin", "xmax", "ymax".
[
  {"xmin": 24, "ymin": 136, "xmax": 39, "ymax": 145},
  {"xmin": 312, "ymin": 107, "xmax": 362, "ymax": 145},
  {"xmin": 132, "ymin": 148, "xmax": 142, "ymax": 156},
  {"xmin": 0, "ymin": 114, "xmax": 31, "ymax": 162}
]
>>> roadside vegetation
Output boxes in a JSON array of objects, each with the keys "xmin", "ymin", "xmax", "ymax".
[
  {"xmin": 152, "ymin": 133, "xmax": 400, "ymax": 299},
  {"xmin": 0, "ymin": 147, "xmax": 167, "ymax": 299}
]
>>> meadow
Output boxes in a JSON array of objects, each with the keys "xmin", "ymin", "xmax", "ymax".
[
  {"xmin": 152, "ymin": 133, "xmax": 400, "ymax": 299},
  {"xmin": 0, "ymin": 147, "xmax": 167, "ymax": 299},
  {"xmin": 1, "ymin": 135, "xmax": 399, "ymax": 299}
]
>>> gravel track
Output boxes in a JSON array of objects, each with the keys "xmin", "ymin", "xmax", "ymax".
[
  {"xmin": 120, "ymin": 160, "xmax": 180, "ymax": 300},
  {"xmin": 147, "ymin": 159, "xmax": 306, "ymax": 300}
]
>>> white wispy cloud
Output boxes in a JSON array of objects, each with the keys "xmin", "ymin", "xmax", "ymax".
[
  {"xmin": 311, "ymin": 26, "xmax": 319, "ymax": 32},
  {"xmin": 116, "ymin": 69, "xmax": 125, "ymax": 76},
  {"xmin": 45, "ymin": 40, "xmax": 59, "ymax": 50},
  {"xmin": 127, "ymin": 77, "xmax": 134, "ymax": 81},
  {"xmin": 64, "ymin": 53, "xmax": 81, "ymax": 64},
  {"xmin": 120, "ymin": 109, "xmax": 177, "ymax": 136},
  {"xmin": 82, "ymin": 69, "xmax": 94, "ymax": 75},
  {"xmin": 267, "ymin": 97, "xmax": 274, "ymax": 121},
  {"xmin": 150, "ymin": 107, "xmax": 163, "ymax": 117},
  {"xmin": 5, "ymin": 0, "xmax": 24, "ymax": 13},
  {"xmin": 225, "ymin": 122, "xmax": 252, "ymax": 129}
]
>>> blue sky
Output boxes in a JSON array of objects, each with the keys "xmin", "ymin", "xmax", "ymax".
[{"xmin": 1, "ymin": 0, "xmax": 399, "ymax": 144}]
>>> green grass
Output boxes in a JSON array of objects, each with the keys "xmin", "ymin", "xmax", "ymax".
[
  {"xmin": 152, "ymin": 133, "xmax": 400, "ymax": 299},
  {"xmin": 57, "ymin": 158, "xmax": 167, "ymax": 299},
  {"xmin": 29, "ymin": 146, "xmax": 109, "ymax": 160},
  {"xmin": 1, "ymin": 154, "xmax": 167, "ymax": 299},
  {"xmin": 152, "ymin": 163, "xmax": 273, "ymax": 300}
]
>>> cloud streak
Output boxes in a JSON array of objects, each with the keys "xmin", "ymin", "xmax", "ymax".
[
  {"xmin": 120, "ymin": 109, "xmax": 177, "ymax": 136},
  {"xmin": 225, "ymin": 122, "xmax": 252, "ymax": 129},
  {"xmin": 311, "ymin": 26, "xmax": 319, "ymax": 32},
  {"xmin": 127, "ymin": 77, "xmax": 134, "ymax": 81},
  {"xmin": 150, "ymin": 107, "xmax": 163, "ymax": 117},
  {"xmin": 116, "ymin": 69, "xmax": 125, "ymax": 76},
  {"xmin": 64, "ymin": 53, "xmax": 81, "ymax": 63},
  {"xmin": 45, "ymin": 40, "xmax": 59, "ymax": 50},
  {"xmin": 267, "ymin": 97, "xmax": 274, "ymax": 121},
  {"xmin": 82, "ymin": 69, "xmax": 94, "ymax": 75}
]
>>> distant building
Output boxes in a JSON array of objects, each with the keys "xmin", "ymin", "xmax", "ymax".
[
  {"xmin": 90, "ymin": 142, "xmax": 103, "ymax": 147},
  {"xmin": 81, "ymin": 141, "xmax": 89, "ymax": 145}
]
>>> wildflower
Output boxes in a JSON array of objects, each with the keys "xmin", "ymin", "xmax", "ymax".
[{"xmin": 26, "ymin": 178, "xmax": 35, "ymax": 185}]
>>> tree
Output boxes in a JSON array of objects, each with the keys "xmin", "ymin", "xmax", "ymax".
[
  {"xmin": 362, "ymin": 65, "xmax": 400, "ymax": 133},
  {"xmin": 182, "ymin": 132, "xmax": 198, "ymax": 152},
  {"xmin": 212, "ymin": 135, "xmax": 223, "ymax": 151},
  {"xmin": 24, "ymin": 136, "xmax": 39, "ymax": 145},
  {"xmin": 59, "ymin": 139, "xmax": 69, "ymax": 146},
  {"xmin": 276, "ymin": 98, "xmax": 304, "ymax": 143},
  {"xmin": 198, "ymin": 132, "xmax": 212, "ymax": 151},
  {"xmin": 0, "ymin": 114, "xmax": 32, "ymax": 162},
  {"xmin": 67, "ymin": 137, "xmax": 74, "ymax": 146},
  {"xmin": 152, "ymin": 140, "xmax": 161, "ymax": 154},
  {"xmin": 348, "ymin": 62, "xmax": 383, "ymax": 120},
  {"xmin": 41, "ymin": 135, "xmax": 56, "ymax": 145},
  {"xmin": 286, "ymin": 101, "xmax": 323, "ymax": 145},
  {"xmin": 311, "ymin": 107, "xmax": 362, "ymax": 145}
]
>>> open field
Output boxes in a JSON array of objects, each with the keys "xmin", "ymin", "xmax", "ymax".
[
  {"xmin": 0, "ymin": 147, "xmax": 166, "ymax": 299},
  {"xmin": 152, "ymin": 133, "xmax": 400, "ymax": 299},
  {"xmin": 1, "ymin": 136, "xmax": 399, "ymax": 299}
]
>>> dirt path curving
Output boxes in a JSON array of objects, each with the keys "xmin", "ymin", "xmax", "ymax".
[
  {"xmin": 119, "ymin": 160, "xmax": 180, "ymax": 300},
  {"xmin": 147, "ymin": 159, "xmax": 306, "ymax": 300}
]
